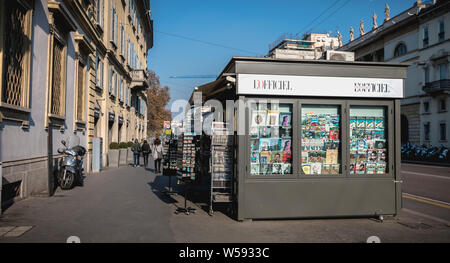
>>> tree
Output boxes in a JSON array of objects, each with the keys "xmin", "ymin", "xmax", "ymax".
[{"xmin": 146, "ymin": 70, "xmax": 172, "ymax": 138}]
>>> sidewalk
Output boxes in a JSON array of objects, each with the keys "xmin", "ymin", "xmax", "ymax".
[{"xmin": 1, "ymin": 164, "xmax": 450, "ymax": 243}]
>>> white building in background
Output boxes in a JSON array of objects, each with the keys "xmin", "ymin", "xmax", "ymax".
[
  {"xmin": 340, "ymin": 0, "xmax": 450, "ymax": 148},
  {"xmin": 267, "ymin": 33, "xmax": 343, "ymax": 60}
]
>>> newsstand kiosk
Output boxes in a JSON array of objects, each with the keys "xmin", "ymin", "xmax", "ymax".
[{"xmin": 190, "ymin": 57, "xmax": 408, "ymax": 221}]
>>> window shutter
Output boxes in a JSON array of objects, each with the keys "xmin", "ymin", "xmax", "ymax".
[
  {"xmin": 109, "ymin": 68, "xmax": 113, "ymax": 93},
  {"xmin": 100, "ymin": 61, "xmax": 104, "ymax": 89},
  {"xmin": 114, "ymin": 73, "xmax": 117, "ymax": 96}
]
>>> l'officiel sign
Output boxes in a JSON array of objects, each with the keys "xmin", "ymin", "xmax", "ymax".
[{"xmin": 237, "ymin": 74, "xmax": 404, "ymax": 98}]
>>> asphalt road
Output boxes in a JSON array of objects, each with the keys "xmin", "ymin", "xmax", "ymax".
[{"xmin": 401, "ymin": 163, "xmax": 450, "ymax": 223}]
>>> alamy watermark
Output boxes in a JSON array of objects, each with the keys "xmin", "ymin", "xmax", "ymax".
[{"xmin": 171, "ymin": 92, "xmax": 281, "ymax": 137}]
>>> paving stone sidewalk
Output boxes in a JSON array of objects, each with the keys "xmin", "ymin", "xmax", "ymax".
[{"xmin": 1, "ymin": 164, "xmax": 449, "ymax": 243}]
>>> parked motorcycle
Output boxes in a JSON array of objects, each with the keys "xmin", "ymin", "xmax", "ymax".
[
  {"xmin": 401, "ymin": 142, "xmax": 449, "ymax": 164},
  {"xmin": 57, "ymin": 140, "xmax": 86, "ymax": 190}
]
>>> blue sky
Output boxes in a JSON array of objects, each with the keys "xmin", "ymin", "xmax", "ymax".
[{"xmin": 147, "ymin": 0, "xmax": 417, "ymax": 115}]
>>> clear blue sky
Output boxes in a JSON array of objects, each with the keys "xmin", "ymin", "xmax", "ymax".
[{"xmin": 147, "ymin": 0, "xmax": 417, "ymax": 115}]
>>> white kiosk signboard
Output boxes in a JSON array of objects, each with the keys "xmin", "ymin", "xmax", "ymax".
[{"xmin": 237, "ymin": 74, "xmax": 404, "ymax": 98}]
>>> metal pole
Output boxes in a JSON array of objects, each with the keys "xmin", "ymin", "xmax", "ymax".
[
  {"xmin": 0, "ymin": 161, "xmax": 3, "ymax": 215},
  {"xmin": 47, "ymin": 120, "xmax": 54, "ymax": 197}
]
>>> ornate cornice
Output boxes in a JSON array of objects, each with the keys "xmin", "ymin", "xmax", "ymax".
[
  {"xmin": 48, "ymin": 1, "xmax": 77, "ymax": 32},
  {"xmin": 62, "ymin": 0, "xmax": 108, "ymax": 55}
]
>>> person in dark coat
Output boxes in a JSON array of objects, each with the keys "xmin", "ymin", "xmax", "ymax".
[
  {"xmin": 141, "ymin": 140, "xmax": 151, "ymax": 168},
  {"xmin": 131, "ymin": 139, "xmax": 141, "ymax": 167}
]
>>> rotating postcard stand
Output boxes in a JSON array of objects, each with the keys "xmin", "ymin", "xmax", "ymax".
[
  {"xmin": 175, "ymin": 177, "xmax": 196, "ymax": 215},
  {"xmin": 163, "ymin": 171, "xmax": 177, "ymax": 196},
  {"xmin": 163, "ymin": 138, "xmax": 178, "ymax": 196},
  {"xmin": 175, "ymin": 132, "xmax": 197, "ymax": 215}
]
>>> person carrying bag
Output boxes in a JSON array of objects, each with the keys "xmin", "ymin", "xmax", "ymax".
[{"xmin": 152, "ymin": 138, "xmax": 163, "ymax": 174}]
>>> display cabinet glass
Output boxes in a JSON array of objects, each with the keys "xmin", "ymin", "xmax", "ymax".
[
  {"xmin": 300, "ymin": 105, "xmax": 341, "ymax": 175},
  {"xmin": 249, "ymin": 103, "xmax": 293, "ymax": 175},
  {"xmin": 349, "ymin": 106, "xmax": 388, "ymax": 175}
]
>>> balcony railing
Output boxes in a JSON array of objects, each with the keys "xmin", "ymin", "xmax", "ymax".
[
  {"xmin": 423, "ymin": 79, "xmax": 450, "ymax": 94},
  {"xmin": 130, "ymin": 69, "xmax": 148, "ymax": 90}
]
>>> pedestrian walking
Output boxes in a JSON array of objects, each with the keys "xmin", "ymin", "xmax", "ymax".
[
  {"xmin": 152, "ymin": 138, "xmax": 163, "ymax": 174},
  {"xmin": 131, "ymin": 139, "xmax": 141, "ymax": 167},
  {"xmin": 141, "ymin": 140, "xmax": 151, "ymax": 168}
]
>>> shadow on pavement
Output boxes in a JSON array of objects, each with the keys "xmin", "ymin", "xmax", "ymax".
[{"xmin": 147, "ymin": 175, "xmax": 178, "ymax": 205}]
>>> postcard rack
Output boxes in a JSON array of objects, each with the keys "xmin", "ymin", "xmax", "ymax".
[{"xmin": 209, "ymin": 122, "xmax": 233, "ymax": 216}]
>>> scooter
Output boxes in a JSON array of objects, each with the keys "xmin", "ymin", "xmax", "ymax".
[{"xmin": 57, "ymin": 140, "xmax": 86, "ymax": 190}]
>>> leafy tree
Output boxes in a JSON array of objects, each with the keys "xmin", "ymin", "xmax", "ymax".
[{"xmin": 146, "ymin": 70, "xmax": 172, "ymax": 138}]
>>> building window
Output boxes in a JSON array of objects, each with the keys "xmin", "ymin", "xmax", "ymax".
[
  {"xmin": 424, "ymin": 67, "xmax": 430, "ymax": 83},
  {"xmin": 119, "ymin": 77, "xmax": 123, "ymax": 101},
  {"xmin": 439, "ymin": 99, "xmax": 447, "ymax": 112},
  {"xmin": 111, "ymin": 6, "xmax": 117, "ymax": 44},
  {"xmin": 439, "ymin": 20, "xmax": 445, "ymax": 42},
  {"xmin": 423, "ymin": 101, "xmax": 430, "ymax": 113},
  {"xmin": 96, "ymin": 55, "xmax": 104, "ymax": 89},
  {"xmin": 109, "ymin": 67, "xmax": 113, "ymax": 94},
  {"xmin": 423, "ymin": 27, "xmax": 429, "ymax": 48},
  {"xmin": 424, "ymin": 122, "xmax": 430, "ymax": 141},
  {"xmin": 121, "ymin": 26, "xmax": 125, "ymax": 57},
  {"xmin": 96, "ymin": 0, "xmax": 104, "ymax": 28},
  {"xmin": 50, "ymin": 38, "xmax": 66, "ymax": 117},
  {"xmin": 440, "ymin": 123, "xmax": 447, "ymax": 141},
  {"xmin": 0, "ymin": 0, "xmax": 33, "ymax": 111},
  {"xmin": 394, "ymin": 43, "xmax": 407, "ymax": 58},
  {"xmin": 114, "ymin": 72, "xmax": 117, "ymax": 97},
  {"xmin": 440, "ymin": 64, "xmax": 447, "ymax": 80},
  {"xmin": 76, "ymin": 61, "xmax": 85, "ymax": 121}
]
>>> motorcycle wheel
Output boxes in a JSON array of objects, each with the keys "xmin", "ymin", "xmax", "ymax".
[{"xmin": 60, "ymin": 170, "xmax": 75, "ymax": 190}]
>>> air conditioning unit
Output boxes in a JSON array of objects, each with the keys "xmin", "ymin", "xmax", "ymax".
[{"xmin": 326, "ymin": 50, "xmax": 355, "ymax": 62}]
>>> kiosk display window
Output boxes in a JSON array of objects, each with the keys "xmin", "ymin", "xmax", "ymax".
[
  {"xmin": 349, "ymin": 106, "xmax": 388, "ymax": 175},
  {"xmin": 250, "ymin": 103, "xmax": 293, "ymax": 175},
  {"xmin": 301, "ymin": 105, "xmax": 341, "ymax": 175}
]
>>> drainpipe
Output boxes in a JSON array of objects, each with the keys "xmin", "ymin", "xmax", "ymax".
[
  {"xmin": 0, "ymin": 124, "xmax": 3, "ymax": 214},
  {"xmin": 0, "ymin": 161, "xmax": 2, "ymax": 215},
  {"xmin": 47, "ymin": 119, "xmax": 54, "ymax": 197}
]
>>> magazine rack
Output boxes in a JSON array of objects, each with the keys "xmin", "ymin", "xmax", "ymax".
[{"xmin": 209, "ymin": 122, "xmax": 233, "ymax": 216}]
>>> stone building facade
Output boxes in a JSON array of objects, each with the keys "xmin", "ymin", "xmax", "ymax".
[
  {"xmin": 339, "ymin": 0, "xmax": 449, "ymax": 148},
  {"xmin": 0, "ymin": 0, "xmax": 153, "ymax": 211}
]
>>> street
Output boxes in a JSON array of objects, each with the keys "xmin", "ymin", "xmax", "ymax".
[
  {"xmin": 401, "ymin": 163, "xmax": 450, "ymax": 223},
  {"xmin": 0, "ymin": 162, "xmax": 449, "ymax": 243}
]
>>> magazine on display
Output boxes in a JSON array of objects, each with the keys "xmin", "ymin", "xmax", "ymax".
[
  {"xmin": 282, "ymin": 163, "xmax": 292, "ymax": 174},
  {"xmin": 250, "ymin": 163, "xmax": 260, "ymax": 175},
  {"xmin": 272, "ymin": 163, "xmax": 283, "ymax": 174},
  {"xmin": 281, "ymin": 139, "xmax": 291, "ymax": 152},
  {"xmin": 280, "ymin": 112, "xmax": 292, "ymax": 127},
  {"xmin": 260, "ymin": 126, "xmax": 272, "ymax": 138},
  {"xmin": 250, "ymin": 152, "xmax": 259, "ymax": 163},
  {"xmin": 322, "ymin": 164, "xmax": 330, "ymax": 174},
  {"xmin": 302, "ymin": 164, "xmax": 311, "ymax": 174},
  {"xmin": 260, "ymin": 164, "xmax": 271, "ymax": 175},
  {"xmin": 282, "ymin": 151, "xmax": 292, "ymax": 163},
  {"xmin": 269, "ymin": 139, "xmax": 281, "ymax": 151},
  {"xmin": 259, "ymin": 139, "xmax": 271, "ymax": 152},
  {"xmin": 271, "ymin": 126, "xmax": 280, "ymax": 138},
  {"xmin": 260, "ymin": 151, "xmax": 271, "ymax": 164},
  {"xmin": 267, "ymin": 110, "xmax": 280, "ymax": 126},
  {"xmin": 250, "ymin": 126, "xmax": 259, "ymax": 138},
  {"xmin": 251, "ymin": 111, "xmax": 267, "ymax": 127},
  {"xmin": 280, "ymin": 127, "xmax": 292, "ymax": 138},
  {"xmin": 311, "ymin": 163, "xmax": 322, "ymax": 175}
]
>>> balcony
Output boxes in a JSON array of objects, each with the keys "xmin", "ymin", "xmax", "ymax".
[
  {"xmin": 423, "ymin": 79, "xmax": 450, "ymax": 95},
  {"xmin": 130, "ymin": 69, "xmax": 149, "ymax": 91}
]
